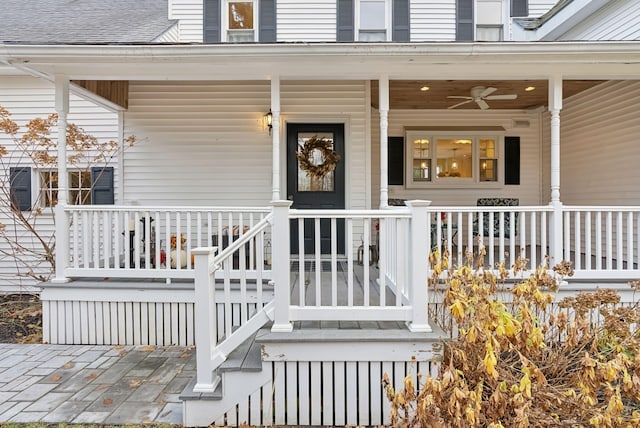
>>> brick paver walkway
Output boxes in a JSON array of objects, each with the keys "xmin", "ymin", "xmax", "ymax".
[{"xmin": 0, "ymin": 343, "xmax": 195, "ymax": 424}]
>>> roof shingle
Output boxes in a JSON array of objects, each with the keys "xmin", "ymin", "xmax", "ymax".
[{"xmin": 0, "ymin": 0, "xmax": 177, "ymax": 43}]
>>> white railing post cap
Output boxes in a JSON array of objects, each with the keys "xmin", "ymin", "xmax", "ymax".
[
  {"xmin": 191, "ymin": 247, "xmax": 218, "ymax": 256},
  {"xmin": 405, "ymin": 200, "xmax": 432, "ymax": 208},
  {"xmin": 271, "ymin": 200, "xmax": 293, "ymax": 208}
]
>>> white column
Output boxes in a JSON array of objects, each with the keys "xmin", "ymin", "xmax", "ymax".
[
  {"xmin": 548, "ymin": 75, "xmax": 563, "ymax": 265},
  {"xmin": 271, "ymin": 200, "xmax": 293, "ymax": 332},
  {"xmin": 271, "ymin": 77, "xmax": 281, "ymax": 201},
  {"xmin": 406, "ymin": 199, "xmax": 432, "ymax": 333},
  {"xmin": 52, "ymin": 75, "xmax": 70, "ymax": 283},
  {"xmin": 192, "ymin": 247, "xmax": 220, "ymax": 393},
  {"xmin": 379, "ymin": 76, "xmax": 389, "ymax": 208}
]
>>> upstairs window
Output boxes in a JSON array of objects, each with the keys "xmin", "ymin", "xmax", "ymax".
[
  {"xmin": 357, "ymin": 0, "xmax": 389, "ymax": 41},
  {"xmin": 337, "ymin": 0, "xmax": 408, "ymax": 42},
  {"xmin": 204, "ymin": 0, "xmax": 275, "ymax": 43},
  {"xmin": 225, "ymin": 1, "xmax": 257, "ymax": 42},
  {"xmin": 476, "ymin": 0, "xmax": 504, "ymax": 41}
]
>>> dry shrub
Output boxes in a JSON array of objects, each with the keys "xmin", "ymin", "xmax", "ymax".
[{"xmin": 384, "ymin": 249, "xmax": 640, "ymax": 427}]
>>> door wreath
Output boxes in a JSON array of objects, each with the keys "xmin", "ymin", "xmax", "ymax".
[{"xmin": 296, "ymin": 135, "xmax": 341, "ymax": 178}]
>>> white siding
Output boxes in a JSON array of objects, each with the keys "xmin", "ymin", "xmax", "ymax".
[
  {"xmin": 168, "ymin": 0, "xmax": 203, "ymax": 42},
  {"xmin": 558, "ymin": 0, "xmax": 640, "ymax": 41},
  {"xmin": 123, "ymin": 80, "xmax": 368, "ymax": 209},
  {"xmin": 528, "ymin": 0, "xmax": 558, "ymax": 17},
  {"xmin": 371, "ymin": 108, "xmax": 542, "ymax": 207},
  {"xmin": 558, "ymin": 80, "xmax": 640, "ymax": 205},
  {"xmin": 410, "ymin": 0, "xmax": 457, "ymax": 42},
  {"xmin": 0, "ymin": 76, "xmax": 119, "ymax": 290},
  {"xmin": 153, "ymin": 23, "xmax": 181, "ymax": 42},
  {"xmin": 277, "ymin": 0, "xmax": 337, "ymax": 42}
]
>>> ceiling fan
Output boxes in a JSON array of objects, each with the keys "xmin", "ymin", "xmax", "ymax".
[{"xmin": 448, "ymin": 86, "xmax": 517, "ymax": 110}]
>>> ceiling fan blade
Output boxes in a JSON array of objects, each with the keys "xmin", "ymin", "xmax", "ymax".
[
  {"xmin": 480, "ymin": 87, "xmax": 497, "ymax": 97},
  {"xmin": 447, "ymin": 96, "xmax": 472, "ymax": 99},
  {"xmin": 485, "ymin": 94, "xmax": 518, "ymax": 100},
  {"xmin": 476, "ymin": 99, "xmax": 490, "ymax": 110},
  {"xmin": 448, "ymin": 99, "xmax": 473, "ymax": 109}
]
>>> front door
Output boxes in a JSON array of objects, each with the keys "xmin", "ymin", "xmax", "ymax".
[{"xmin": 287, "ymin": 123, "xmax": 345, "ymax": 254}]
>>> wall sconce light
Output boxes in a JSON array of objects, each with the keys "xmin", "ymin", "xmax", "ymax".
[{"xmin": 264, "ymin": 109, "xmax": 273, "ymax": 135}]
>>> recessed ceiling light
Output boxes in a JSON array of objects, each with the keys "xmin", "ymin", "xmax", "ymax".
[
  {"xmin": 525, "ymin": 86, "xmax": 536, "ymax": 92},
  {"xmin": 420, "ymin": 86, "xmax": 430, "ymax": 92}
]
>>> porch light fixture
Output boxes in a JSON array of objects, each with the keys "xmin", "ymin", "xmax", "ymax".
[
  {"xmin": 264, "ymin": 109, "xmax": 273, "ymax": 135},
  {"xmin": 525, "ymin": 86, "xmax": 536, "ymax": 92},
  {"xmin": 420, "ymin": 86, "xmax": 430, "ymax": 92}
]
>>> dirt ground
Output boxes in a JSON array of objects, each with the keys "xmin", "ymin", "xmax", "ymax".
[{"xmin": 0, "ymin": 293, "xmax": 42, "ymax": 343}]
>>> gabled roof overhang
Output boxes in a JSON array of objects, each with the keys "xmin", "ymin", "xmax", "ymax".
[{"xmin": 1, "ymin": 42, "xmax": 640, "ymax": 81}]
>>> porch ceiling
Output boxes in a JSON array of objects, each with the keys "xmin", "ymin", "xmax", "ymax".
[{"xmin": 371, "ymin": 79, "xmax": 605, "ymax": 110}]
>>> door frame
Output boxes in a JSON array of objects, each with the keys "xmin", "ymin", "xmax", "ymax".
[
  {"xmin": 285, "ymin": 121, "xmax": 348, "ymax": 255},
  {"xmin": 280, "ymin": 117, "xmax": 351, "ymax": 207}
]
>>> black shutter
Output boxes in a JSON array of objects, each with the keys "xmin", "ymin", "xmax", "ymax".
[
  {"xmin": 91, "ymin": 167, "xmax": 115, "ymax": 205},
  {"xmin": 504, "ymin": 136, "xmax": 520, "ymax": 185},
  {"xmin": 511, "ymin": 0, "xmax": 528, "ymax": 17},
  {"xmin": 392, "ymin": 0, "xmax": 410, "ymax": 42},
  {"xmin": 388, "ymin": 137, "xmax": 404, "ymax": 185},
  {"xmin": 203, "ymin": 0, "xmax": 221, "ymax": 43},
  {"xmin": 456, "ymin": 0, "xmax": 474, "ymax": 41},
  {"xmin": 259, "ymin": 0, "xmax": 277, "ymax": 42},
  {"xmin": 9, "ymin": 167, "xmax": 31, "ymax": 211},
  {"xmin": 336, "ymin": 0, "xmax": 354, "ymax": 42}
]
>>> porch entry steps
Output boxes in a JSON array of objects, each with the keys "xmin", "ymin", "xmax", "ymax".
[{"xmin": 181, "ymin": 324, "xmax": 446, "ymax": 427}]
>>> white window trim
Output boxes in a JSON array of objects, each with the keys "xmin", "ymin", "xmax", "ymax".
[
  {"xmin": 404, "ymin": 130, "xmax": 504, "ymax": 189},
  {"xmin": 222, "ymin": 0, "xmax": 258, "ymax": 42},
  {"xmin": 355, "ymin": 0, "xmax": 392, "ymax": 42}
]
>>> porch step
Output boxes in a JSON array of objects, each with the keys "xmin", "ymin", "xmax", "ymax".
[
  {"xmin": 179, "ymin": 377, "xmax": 223, "ymax": 401},
  {"xmin": 219, "ymin": 332, "xmax": 263, "ymax": 373},
  {"xmin": 180, "ymin": 331, "xmax": 263, "ymax": 402}
]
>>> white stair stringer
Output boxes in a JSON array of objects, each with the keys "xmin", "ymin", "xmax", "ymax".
[{"xmin": 183, "ymin": 365, "xmax": 273, "ymax": 427}]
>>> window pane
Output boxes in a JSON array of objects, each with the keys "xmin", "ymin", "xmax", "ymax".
[
  {"xmin": 359, "ymin": 30, "xmax": 386, "ymax": 41},
  {"xmin": 411, "ymin": 137, "xmax": 431, "ymax": 182},
  {"xmin": 40, "ymin": 171, "xmax": 57, "ymax": 207},
  {"xmin": 480, "ymin": 159, "xmax": 497, "ymax": 182},
  {"xmin": 360, "ymin": 1, "xmax": 385, "ymax": 30},
  {"xmin": 227, "ymin": 30, "xmax": 254, "ymax": 42},
  {"xmin": 297, "ymin": 132, "xmax": 336, "ymax": 192},
  {"xmin": 80, "ymin": 171, "xmax": 92, "ymax": 188},
  {"xmin": 480, "ymin": 139, "xmax": 496, "ymax": 158},
  {"xmin": 228, "ymin": 2, "xmax": 253, "ymax": 30},
  {"xmin": 436, "ymin": 138, "xmax": 472, "ymax": 178},
  {"xmin": 476, "ymin": 26, "xmax": 503, "ymax": 41}
]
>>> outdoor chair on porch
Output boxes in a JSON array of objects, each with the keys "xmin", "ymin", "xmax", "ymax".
[{"xmin": 474, "ymin": 198, "xmax": 519, "ymax": 238}]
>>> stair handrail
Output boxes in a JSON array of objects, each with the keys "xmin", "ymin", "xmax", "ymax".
[
  {"xmin": 212, "ymin": 213, "xmax": 273, "ymax": 268},
  {"xmin": 192, "ymin": 212, "xmax": 274, "ymax": 393}
]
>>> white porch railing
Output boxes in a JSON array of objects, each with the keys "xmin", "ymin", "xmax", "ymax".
[
  {"xmin": 63, "ymin": 206, "xmax": 271, "ymax": 280},
  {"xmin": 563, "ymin": 206, "xmax": 640, "ymax": 279},
  {"xmin": 61, "ymin": 204, "xmax": 640, "ymax": 284},
  {"xmin": 424, "ymin": 206, "xmax": 554, "ymax": 273}
]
